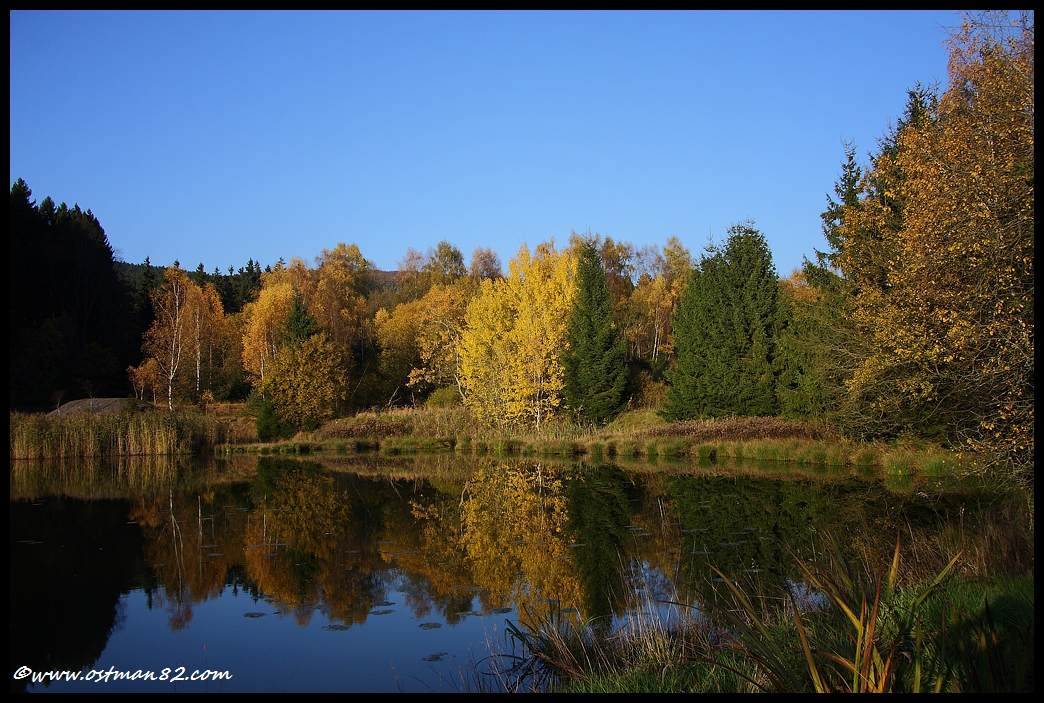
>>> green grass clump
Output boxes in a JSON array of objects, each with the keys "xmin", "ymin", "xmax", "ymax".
[{"xmin": 658, "ymin": 438, "xmax": 690, "ymax": 458}]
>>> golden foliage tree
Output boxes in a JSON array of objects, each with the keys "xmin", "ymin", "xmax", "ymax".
[
  {"xmin": 241, "ymin": 281, "xmax": 295, "ymax": 385},
  {"xmin": 408, "ymin": 282, "xmax": 476, "ymax": 398},
  {"xmin": 838, "ymin": 12, "xmax": 1033, "ymax": 474},
  {"xmin": 142, "ymin": 266, "xmax": 194, "ymax": 410},
  {"xmin": 459, "ymin": 242, "xmax": 576, "ymax": 433},
  {"xmin": 258, "ymin": 332, "xmax": 348, "ymax": 430},
  {"xmin": 187, "ymin": 282, "xmax": 225, "ymax": 393}
]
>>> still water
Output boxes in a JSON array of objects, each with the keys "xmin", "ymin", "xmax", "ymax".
[{"xmin": 9, "ymin": 453, "xmax": 1020, "ymax": 692}]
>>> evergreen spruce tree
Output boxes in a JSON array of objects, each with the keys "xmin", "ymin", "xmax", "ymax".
[
  {"xmin": 664, "ymin": 223, "xmax": 779, "ymax": 420},
  {"xmin": 563, "ymin": 238, "xmax": 628, "ymax": 425},
  {"xmin": 279, "ymin": 290, "xmax": 318, "ymax": 347}
]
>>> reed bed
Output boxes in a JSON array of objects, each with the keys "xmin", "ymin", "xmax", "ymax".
[{"xmin": 10, "ymin": 409, "xmax": 228, "ymax": 459}]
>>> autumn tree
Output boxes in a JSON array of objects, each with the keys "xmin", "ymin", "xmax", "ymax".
[
  {"xmin": 563, "ymin": 237, "xmax": 628, "ymax": 425},
  {"xmin": 460, "ymin": 242, "xmax": 576, "ymax": 433},
  {"xmin": 469, "ymin": 247, "xmax": 503, "ymax": 282},
  {"xmin": 407, "ymin": 282, "xmax": 476, "ymax": 399},
  {"xmin": 422, "ymin": 240, "xmax": 467, "ymax": 286},
  {"xmin": 375, "ymin": 299, "xmax": 423, "ymax": 403},
  {"xmin": 241, "ymin": 281, "xmax": 296, "ymax": 385},
  {"xmin": 256, "ymin": 290, "xmax": 348, "ymax": 431},
  {"xmin": 833, "ymin": 12, "xmax": 1034, "ymax": 474},
  {"xmin": 142, "ymin": 266, "xmax": 194, "ymax": 410},
  {"xmin": 624, "ymin": 237, "xmax": 692, "ymax": 365},
  {"xmin": 260, "ymin": 333, "xmax": 347, "ymax": 431},
  {"xmin": 187, "ymin": 281, "xmax": 225, "ymax": 394}
]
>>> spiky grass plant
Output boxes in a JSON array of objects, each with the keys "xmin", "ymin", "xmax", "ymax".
[{"xmin": 700, "ymin": 533, "xmax": 1030, "ymax": 692}]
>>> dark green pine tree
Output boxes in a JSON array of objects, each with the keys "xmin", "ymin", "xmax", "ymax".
[
  {"xmin": 664, "ymin": 223, "xmax": 780, "ymax": 420},
  {"xmin": 279, "ymin": 290, "xmax": 318, "ymax": 348},
  {"xmin": 132, "ymin": 256, "xmax": 157, "ymax": 340},
  {"xmin": 563, "ymin": 238, "xmax": 628, "ymax": 426}
]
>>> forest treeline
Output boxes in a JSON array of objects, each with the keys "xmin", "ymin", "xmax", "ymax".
[{"xmin": 9, "ymin": 14, "xmax": 1032, "ymax": 477}]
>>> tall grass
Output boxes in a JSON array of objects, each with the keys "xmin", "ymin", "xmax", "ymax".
[
  {"xmin": 10, "ymin": 409, "xmax": 228, "ymax": 459},
  {"xmin": 491, "ymin": 535, "xmax": 1033, "ymax": 693}
]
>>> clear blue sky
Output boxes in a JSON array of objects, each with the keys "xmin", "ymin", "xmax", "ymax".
[{"xmin": 10, "ymin": 10, "xmax": 960, "ymax": 278}]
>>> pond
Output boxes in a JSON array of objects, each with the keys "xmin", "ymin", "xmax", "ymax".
[{"xmin": 9, "ymin": 453, "xmax": 1030, "ymax": 692}]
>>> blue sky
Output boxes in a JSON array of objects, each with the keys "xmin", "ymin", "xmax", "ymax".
[{"xmin": 10, "ymin": 11, "xmax": 960, "ymax": 278}]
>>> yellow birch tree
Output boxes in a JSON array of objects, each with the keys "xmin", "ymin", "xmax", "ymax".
[
  {"xmin": 241, "ymin": 281, "xmax": 295, "ymax": 385},
  {"xmin": 142, "ymin": 266, "xmax": 194, "ymax": 410},
  {"xmin": 459, "ymin": 242, "xmax": 576, "ymax": 433}
]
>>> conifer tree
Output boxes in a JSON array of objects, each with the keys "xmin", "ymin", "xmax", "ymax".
[
  {"xmin": 664, "ymin": 223, "xmax": 779, "ymax": 420},
  {"xmin": 563, "ymin": 238, "xmax": 628, "ymax": 425}
]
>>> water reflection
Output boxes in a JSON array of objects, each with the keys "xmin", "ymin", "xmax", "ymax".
[{"xmin": 9, "ymin": 453, "xmax": 1032, "ymax": 692}]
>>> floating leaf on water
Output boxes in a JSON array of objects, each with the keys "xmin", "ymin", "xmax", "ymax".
[
  {"xmin": 422, "ymin": 652, "xmax": 448, "ymax": 662},
  {"xmin": 372, "ymin": 601, "xmax": 395, "ymax": 607},
  {"xmin": 323, "ymin": 624, "xmax": 351, "ymax": 631},
  {"xmin": 243, "ymin": 612, "xmax": 266, "ymax": 618},
  {"xmin": 491, "ymin": 607, "xmax": 512, "ymax": 615},
  {"xmin": 369, "ymin": 609, "xmax": 394, "ymax": 616},
  {"xmin": 419, "ymin": 622, "xmax": 442, "ymax": 630}
]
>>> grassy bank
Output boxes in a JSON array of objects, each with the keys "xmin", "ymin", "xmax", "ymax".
[{"xmin": 244, "ymin": 407, "xmax": 975, "ymax": 480}]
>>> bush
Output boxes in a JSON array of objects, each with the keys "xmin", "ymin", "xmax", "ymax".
[
  {"xmin": 426, "ymin": 386, "xmax": 462, "ymax": 408},
  {"xmin": 256, "ymin": 397, "xmax": 295, "ymax": 442}
]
